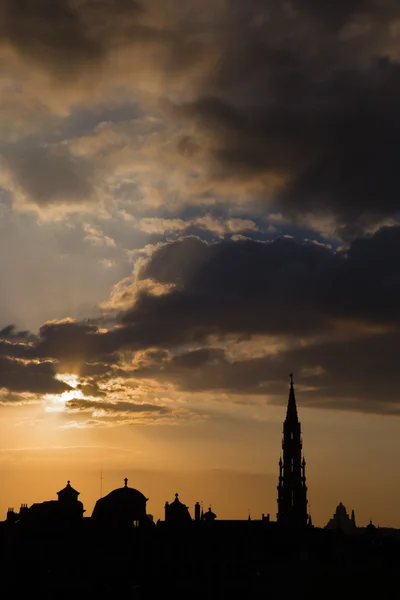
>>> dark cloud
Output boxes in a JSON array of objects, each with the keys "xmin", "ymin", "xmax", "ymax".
[
  {"xmin": 5, "ymin": 145, "xmax": 93, "ymax": 205},
  {"xmin": 66, "ymin": 398, "xmax": 170, "ymax": 414},
  {"xmin": 0, "ymin": 390, "xmax": 30, "ymax": 404},
  {"xmin": 0, "ymin": 356, "xmax": 69, "ymax": 394},
  {"xmin": 3, "ymin": 0, "xmax": 399, "ymax": 222},
  {"xmin": 122, "ymin": 229, "xmax": 400, "ymax": 344},
  {"xmin": 174, "ymin": 0, "xmax": 400, "ymax": 232},
  {"xmin": 131, "ymin": 333, "xmax": 400, "ymax": 414},
  {"xmin": 0, "ymin": 0, "xmax": 205, "ymax": 81},
  {"xmin": 76, "ymin": 382, "xmax": 106, "ymax": 398},
  {"xmin": 3, "ymin": 228, "xmax": 400, "ymax": 358},
  {"xmin": 1, "ymin": 228, "xmax": 400, "ymax": 409},
  {"xmin": 0, "ymin": 0, "xmax": 143, "ymax": 78},
  {"xmin": 0, "ymin": 325, "xmax": 33, "ymax": 341}
]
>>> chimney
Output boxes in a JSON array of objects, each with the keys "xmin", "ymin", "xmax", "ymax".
[{"xmin": 194, "ymin": 502, "xmax": 201, "ymax": 521}]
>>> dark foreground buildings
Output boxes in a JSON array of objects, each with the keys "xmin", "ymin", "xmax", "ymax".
[{"xmin": 1, "ymin": 377, "xmax": 400, "ymax": 598}]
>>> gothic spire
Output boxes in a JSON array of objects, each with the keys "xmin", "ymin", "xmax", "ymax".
[
  {"xmin": 285, "ymin": 373, "xmax": 298, "ymax": 422},
  {"xmin": 277, "ymin": 374, "xmax": 308, "ymax": 527}
]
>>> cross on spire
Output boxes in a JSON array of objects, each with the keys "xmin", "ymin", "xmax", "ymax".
[{"xmin": 286, "ymin": 372, "xmax": 298, "ymax": 422}]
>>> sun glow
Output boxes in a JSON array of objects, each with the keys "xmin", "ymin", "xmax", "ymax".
[
  {"xmin": 44, "ymin": 373, "xmax": 83, "ymax": 413},
  {"xmin": 55, "ymin": 373, "xmax": 79, "ymax": 388}
]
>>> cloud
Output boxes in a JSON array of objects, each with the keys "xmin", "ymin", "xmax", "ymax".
[
  {"xmin": 126, "ymin": 333, "xmax": 400, "ymax": 415},
  {"xmin": 65, "ymin": 398, "xmax": 170, "ymax": 414},
  {"xmin": 2, "ymin": 226, "xmax": 400, "ymax": 365},
  {"xmin": 170, "ymin": 0, "xmax": 400, "ymax": 233},
  {"xmin": 0, "ymin": 0, "xmax": 211, "ymax": 88},
  {"xmin": 0, "ymin": 0, "xmax": 143, "ymax": 79},
  {"xmin": 4, "ymin": 144, "xmax": 94, "ymax": 206},
  {"xmin": 2, "ymin": 0, "xmax": 400, "ymax": 229},
  {"xmin": 0, "ymin": 356, "xmax": 70, "ymax": 395},
  {"xmin": 127, "ymin": 227, "xmax": 400, "ymax": 337},
  {"xmin": 0, "ymin": 227, "xmax": 398, "ymax": 412},
  {"xmin": 0, "ymin": 325, "xmax": 34, "ymax": 341},
  {"xmin": 137, "ymin": 216, "xmax": 259, "ymax": 236}
]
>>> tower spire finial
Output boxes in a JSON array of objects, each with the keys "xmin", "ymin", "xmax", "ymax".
[{"xmin": 286, "ymin": 372, "xmax": 298, "ymax": 421}]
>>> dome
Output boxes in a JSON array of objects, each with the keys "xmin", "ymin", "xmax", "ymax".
[
  {"xmin": 336, "ymin": 502, "xmax": 347, "ymax": 515},
  {"xmin": 105, "ymin": 486, "xmax": 148, "ymax": 504},
  {"xmin": 366, "ymin": 520, "xmax": 377, "ymax": 533},
  {"xmin": 165, "ymin": 493, "xmax": 192, "ymax": 524},
  {"xmin": 57, "ymin": 481, "xmax": 80, "ymax": 498},
  {"xmin": 91, "ymin": 478, "xmax": 148, "ymax": 524},
  {"xmin": 203, "ymin": 506, "xmax": 217, "ymax": 522}
]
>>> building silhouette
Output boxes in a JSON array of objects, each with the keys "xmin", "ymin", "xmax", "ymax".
[
  {"xmin": 6, "ymin": 480, "xmax": 84, "ymax": 527},
  {"xmin": 277, "ymin": 374, "xmax": 308, "ymax": 527},
  {"xmin": 92, "ymin": 477, "xmax": 153, "ymax": 528},
  {"xmin": 325, "ymin": 502, "xmax": 357, "ymax": 533},
  {"xmin": 164, "ymin": 492, "xmax": 192, "ymax": 525}
]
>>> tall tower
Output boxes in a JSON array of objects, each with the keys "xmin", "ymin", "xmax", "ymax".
[{"xmin": 277, "ymin": 374, "xmax": 308, "ymax": 527}]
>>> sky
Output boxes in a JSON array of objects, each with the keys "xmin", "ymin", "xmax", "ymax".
[{"xmin": 1, "ymin": 0, "xmax": 400, "ymax": 527}]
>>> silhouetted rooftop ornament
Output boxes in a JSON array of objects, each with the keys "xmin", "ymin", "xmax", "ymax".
[
  {"xmin": 124, "ymin": 477, "xmax": 128, "ymax": 488},
  {"xmin": 203, "ymin": 505, "xmax": 216, "ymax": 522},
  {"xmin": 285, "ymin": 372, "xmax": 298, "ymax": 422},
  {"xmin": 164, "ymin": 492, "xmax": 192, "ymax": 523},
  {"xmin": 366, "ymin": 519, "xmax": 377, "ymax": 534},
  {"xmin": 57, "ymin": 481, "xmax": 80, "ymax": 498},
  {"xmin": 171, "ymin": 493, "xmax": 185, "ymax": 506}
]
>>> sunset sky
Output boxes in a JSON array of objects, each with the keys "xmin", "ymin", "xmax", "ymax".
[{"xmin": 1, "ymin": 0, "xmax": 400, "ymax": 527}]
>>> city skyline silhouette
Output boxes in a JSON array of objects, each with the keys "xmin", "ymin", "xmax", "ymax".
[
  {"xmin": 0, "ymin": 376, "xmax": 392, "ymax": 530},
  {"xmin": 2, "ymin": 376, "xmax": 400, "ymax": 597},
  {"xmin": 1, "ymin": 0, "xmax": 400, "ymax": 595}
]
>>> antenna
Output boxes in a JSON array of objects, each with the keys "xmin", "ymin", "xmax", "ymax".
[{"xmin": 100, "ymin": 465, "xmax": 104, "ymax": 498}]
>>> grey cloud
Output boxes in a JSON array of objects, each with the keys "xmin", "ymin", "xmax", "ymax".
[
  {"xmin": 76, "ymin": 381, "xmax": 106, "ymax": 398},
  {"xmin": 173, "ymin": 0, "xmax": 400, "ymax": 233},
  {"xmin": 128, "ymin": 228, "xmax": 400, "ymax": 336},
  {"xmin": 4, "ymin": 0, "xmax": 398, "ymax": 226},
  {"xmin": 0, "ymin": 356, "xmax": 70, "ymax": 394},
  {"xmin": 1, "ymin": 228, "xmax": 400, "ymax": 405},
  {"xmin": 0, "ymin": 0, "xmax": 143, "ymax": 78},
  {"xmin": 131, "ymin": 332, "xmax": 400, "ymax": 414},
  {"xmin": 5, "ymin": 144, "xmax": 93, "ymax": 205},
  {"xmin": 0, "ymin": 0, "xmax": 205, "ymax": 81},
  {"xmin": 3, "ymin": 228, "xmax": 400, "ymax": 362},
  {"xmin": 0, "ymin": 390, "xmax": 28, "ymax": 404},
  {"xmin": 66, "ymin": 398, "xmax": 170, "ymax": 414},
  {"xmin": 0, "ymin": 325, "xmax": 34, "ymax": 341}
]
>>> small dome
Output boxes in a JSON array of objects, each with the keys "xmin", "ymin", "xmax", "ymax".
[
  {"xmin": 165, "ymin": 493, "xmax": 192, "ymax": 524},
  {"xmin": 57, "ymin": 481, "xmax": 80, "ymax": 497},
  {"xmin": 366, "ymin": 520, "xmax": 377, "ymax": 532},
  {"xmin": 203, "ymin": 506, "xmax": 217, "ymax": 522}
]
